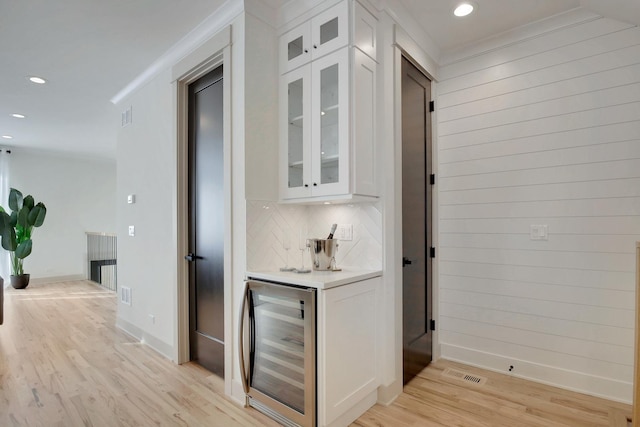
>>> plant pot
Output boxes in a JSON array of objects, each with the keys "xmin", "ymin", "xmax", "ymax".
[{"xmin": 10, "ymin": 274, "xmax": 30, "ymax": 289}]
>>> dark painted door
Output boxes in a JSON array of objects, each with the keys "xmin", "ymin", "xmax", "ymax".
[
  {"xmin": 401, "ymin": 56, "xmax": 433, "ymax": 384},
  {"xmin": 188, "ymin": 65, "xmax": 224, "ymax": 376}
]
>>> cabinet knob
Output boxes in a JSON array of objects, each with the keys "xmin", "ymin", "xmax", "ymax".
[
  {"xmin": 313, "ymin": 183, "xmax": 318, "ymax": 186},
  {"xmin": 304, "ymin": 49, "xmax": 308, "ymax": 53},
  {"xmin": 313, "ymin": 44, "xmax": 317, "ymax": 49},
  {"xmin": 304, "ymin": 184, "xmax": 309, "ymax": 188}
]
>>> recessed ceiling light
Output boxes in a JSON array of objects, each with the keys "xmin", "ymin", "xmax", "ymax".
[
  {"xmin": 11, "ymin": 113, "xmax": 26, "ymax": 119},
  {"xmin": 454, "ymin": 2, "xmax": 475, "ymax": 17},
  {"xmin": 2, "ymin": 135, "xmax": 13, "ymax": 139},
  {"xmin": 28, "ymin": 76, "xmax": 47, "ymax": 84}
]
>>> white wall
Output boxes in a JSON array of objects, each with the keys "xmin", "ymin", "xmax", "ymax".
[
  {"xmin": 115, "ymin": 66, "xmax": 178, "ymax": 357},
  {"xmin": 114, "ymin": 4, "xmax": 280, "ymax": 391},
  {"xmin": 436, "ymin": 13, "xmax": 640, "ymax": 402},
  {"xmin": 9, "ymin": 149, "xmax": 116, "ymax": 279}
]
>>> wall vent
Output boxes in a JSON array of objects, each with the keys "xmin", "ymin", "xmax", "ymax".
[
  {"xmin": 121, "ymin": 106, "xmax": 132, "ymax": 127},
  {"xmin": 121, "ymin": 286, "xmax": 131, "ymax": 306},
  {"xmin": 442, "ymin": 368, "xmax": 487, "ymax": 386}
]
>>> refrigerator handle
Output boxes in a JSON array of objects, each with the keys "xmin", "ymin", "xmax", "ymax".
[{"xmin": 238, "ymin": 281, "xmax": 250, "ymax": 394}]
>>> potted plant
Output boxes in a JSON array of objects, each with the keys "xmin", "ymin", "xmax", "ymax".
[{"xmin": 0, "ymin": 188, "xmax": 47, "ymax": 289}]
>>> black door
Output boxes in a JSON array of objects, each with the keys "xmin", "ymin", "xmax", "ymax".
[
  {"xmin": 188, "ymin": 66, "xmax": 224, "ymax": 376},
  {"xmin": 401, "ymin": 56, "xmax": 433, "ymax": 384}
]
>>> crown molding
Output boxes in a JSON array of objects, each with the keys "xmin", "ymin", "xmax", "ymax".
[
  {"xmin": 439, "ymin": 7, "xmax": 601, "ymax": 67},
  {"xmin": 110, "ymin": 0, "xmax": 244, "ymax": 105}
]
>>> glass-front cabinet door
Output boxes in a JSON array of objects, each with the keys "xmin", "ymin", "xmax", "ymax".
[
  {"xmin": 280, "ymin": 1, "xmax": 348, "ymax": 73},
  {"xmin": 311, "ymin": 48, "xmax": 349, "ymax": 197},
  {"xmin": 310, "ymin": 1, "xmax": 348, "ymax": 60},
  {"xmin": 281, "ymin": 65, "xmax": 312, "ymax": 199},
  {"xmin": 280, "ymin": 24, "xmax": 311, "ymax": 72}
]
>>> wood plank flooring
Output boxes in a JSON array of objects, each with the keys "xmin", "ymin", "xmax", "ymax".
[
  {"xmin": 353, "ymin": 361, "xmax": 632, "ymax": 427},
  {"xmin": 0, "ymin": 280, "xmax": 278, "ymax": 427},
  {"xmin": 0, "ymin": 280, "xmax": 632, "ymax": 426}
]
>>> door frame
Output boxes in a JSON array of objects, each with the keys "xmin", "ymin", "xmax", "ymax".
[
  {"xmin": 380, "ymin": 25, "xmax": 439, "ymax": 401},
  {"xmin": 172, "ymin": 26, "xmax": 233, "ymax": 394}
]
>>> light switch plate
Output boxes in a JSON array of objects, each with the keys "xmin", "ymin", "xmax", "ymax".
[
  {"xmin": 128, "ymin": 225, "xmax": 135, "ymax": 237},
  {"xmin": 336, "ymin": 224, "xmax": 353, "ymax": 241},
  {"xmin": 530, "ymin": 224, "xmax": 548, "ymax": 240},
  {"xmin": 127, "ymin": 194, "xmax": 135, "ymax": 204}
]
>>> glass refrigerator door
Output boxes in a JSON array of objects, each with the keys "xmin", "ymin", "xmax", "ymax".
[{"xmin": 245, "ymin": 281, "xmax": 316, "ymax": 426}]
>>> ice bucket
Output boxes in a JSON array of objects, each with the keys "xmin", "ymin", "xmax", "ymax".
[{"xmin": 308, "ymin": 238, "xmax": 338, "ymax": 270}]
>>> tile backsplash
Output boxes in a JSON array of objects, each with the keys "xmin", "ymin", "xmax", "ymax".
[{"xmin": 246, "ymin": 201, "xmax": 382, "ymax": 271}]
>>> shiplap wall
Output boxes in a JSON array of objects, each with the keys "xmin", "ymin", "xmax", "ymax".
[{"xmin": 436, "ymin": 15, "xmax": 640, "ymax": 402}]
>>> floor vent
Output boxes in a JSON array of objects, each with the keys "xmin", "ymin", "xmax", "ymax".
[{"xmin": 442, "ymin": 368, "xmax": 487, "ymax": 386}]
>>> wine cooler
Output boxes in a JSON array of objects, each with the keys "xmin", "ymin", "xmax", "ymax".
[{"xmin": 239, "ymin": 279, "xmax": 316, "ymax": 427}]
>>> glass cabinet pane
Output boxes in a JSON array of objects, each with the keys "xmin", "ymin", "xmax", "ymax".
[
  {"xmin": 319, "ymin": 17, "xmax": 339, "ymax": 46},
  {"xmin": 320, "ymin": 63, "xmax": 339, "ymax": 184},
  {"xmin": 288, "ymin": 78, "xmax": 304, "ymax": 189},
  {"xmin": 288, "ymin": 36, "xmax": 304, "ymax": 61}
]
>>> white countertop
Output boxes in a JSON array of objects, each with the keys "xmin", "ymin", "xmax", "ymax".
[{"xmin": 245, "ymin": 268, "xmax": 382, "ymax": 290}]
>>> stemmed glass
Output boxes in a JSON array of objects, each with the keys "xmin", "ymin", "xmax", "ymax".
[
  {"xmin": 279, "ymin": 230, "xmax": 294, "ymax": 272},
  {"xmin": 296, "ymin": 228, "xmax": 311, "ymax": 273}
]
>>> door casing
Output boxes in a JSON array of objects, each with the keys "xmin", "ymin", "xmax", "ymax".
[{"xmin": 173, "ymin": 27, "xmax": 233, "ymax": 396}]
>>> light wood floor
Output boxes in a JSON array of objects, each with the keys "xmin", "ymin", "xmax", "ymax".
[
  {"xmin": 354, "ymin": 361, "xmax": 631, "ymax": 427},
  {"xmin": 0, "ymin": 280, "xmax": 279, "ymax": 427},
  {"xmin": 0, "ymin": 280, "xmax": 632, "ymax": 427}
]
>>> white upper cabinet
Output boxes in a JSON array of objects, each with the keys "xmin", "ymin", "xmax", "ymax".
[
  {"xmin": 280, "ymin": 1, "xmax": 349, "ymax": 73},
  {"xmin": 310, "ymin": 48, "xmax": 350, "ymax": 198},
  {"xmin": 353, "ymin": 0, "xmax": 376, "ymax": 61},
  {"xmin": 281, "ymin": 65, "xmax": 312, "ymax": 199},
  {"xmin": 279, "ymin": 0, "xmax": 378, "ymax": 203}
]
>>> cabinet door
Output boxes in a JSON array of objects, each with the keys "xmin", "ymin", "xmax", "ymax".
[
  {"xmin": 311, "ymin": 48, "xmax": 349, "ymax": 197},
  {"xmin": 280, "ymin": 65, "xmax": 312, "ymax": 199},
  {"xmin": 280, "ymin": 23, "xmax": 311, "ymax": 72},
  {"xmin": 353, "ymin": 0, "xmax": 377, "ymax": 61},
  {"xmin": 319, "ymin": 277, "xmax": 380, "ymax": 426},
  {"xmin": 352, "ymin": 48, "xmax": 377, "ymax": 196},
  {"xmin": 311, "ymin": 1, "xmax": 349, "ymax": 61}
]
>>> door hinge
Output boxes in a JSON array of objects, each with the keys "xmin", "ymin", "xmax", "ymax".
[
  {"xmin": 430, "ymin": 319, "xmax": 436, "ymax": 331},
  {"xmin": 430, "ymin": 247, "xmax": 436, "ymax": 258},
  {"xmin": 429, "ymin": 100, "xmax": 435, "ymax": 112},
  {"xmin": 430, "ymin": 174, "xmax": 435, "ymax": 185}
]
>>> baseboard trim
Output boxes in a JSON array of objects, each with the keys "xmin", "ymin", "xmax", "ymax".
[
  {"xmin": 441, "ymin": 343, "xmax": 632, "ymax": 404},
  {"xmin": 30, "ymin": 274, "xmax": 86, "ymax": 284},
  {"xmin": 326, "ymin": 389, "xmax": 377, "ymax": 427},
  {"xmin": 116, "ymin": 316, "xmax": 175, "ymax": 362},
  {"xmin": 376, "ymin": 380, "xmax": 401, "ymax": 406},
  {"xmin": 231, "ymin": 379, "xmax": 247, "ymax": 406}
]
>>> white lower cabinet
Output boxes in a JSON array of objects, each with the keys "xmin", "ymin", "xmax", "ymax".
[
  {"xmin": 243, "ymin": 271, "xmax": 381, "ymax": 426},
  {"xmin": 318, "ymin": 277, "xmax": 381, "ymax": 426}
]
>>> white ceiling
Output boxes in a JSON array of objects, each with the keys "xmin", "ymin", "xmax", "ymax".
[
  {"xmin": 0, "ymin": 0, "xmax": 226, "ymax": 159},
  {"xmin": 1, "ymin": 0, "xmax": 638, "ymax": 159},
  {"xmin": 397, "ymin": 0, "xmax": 580, "ymax": 52}
]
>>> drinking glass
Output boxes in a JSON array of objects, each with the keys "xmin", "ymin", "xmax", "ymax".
[
  {"xmin": 280, "ymin": 230, "xmax": 294, "ymax": 271},
  {"xmin": 296, "ymin": 228, "xmax": 311, "ymax": 273}
]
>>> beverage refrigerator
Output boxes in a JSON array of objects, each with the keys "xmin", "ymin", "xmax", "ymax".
[{"xmin": 239, "ymin": 279, "xmax": 317, "ymax": 427}]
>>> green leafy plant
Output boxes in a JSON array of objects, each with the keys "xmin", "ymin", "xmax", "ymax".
[{"xmin": 0, "ymin": 188, "xmax": 47, "ymax": 276}]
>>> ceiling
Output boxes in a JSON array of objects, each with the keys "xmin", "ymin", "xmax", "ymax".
[{"xmin": 1, "ymin": 0, "xmax": 638, "ymax": 159}]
